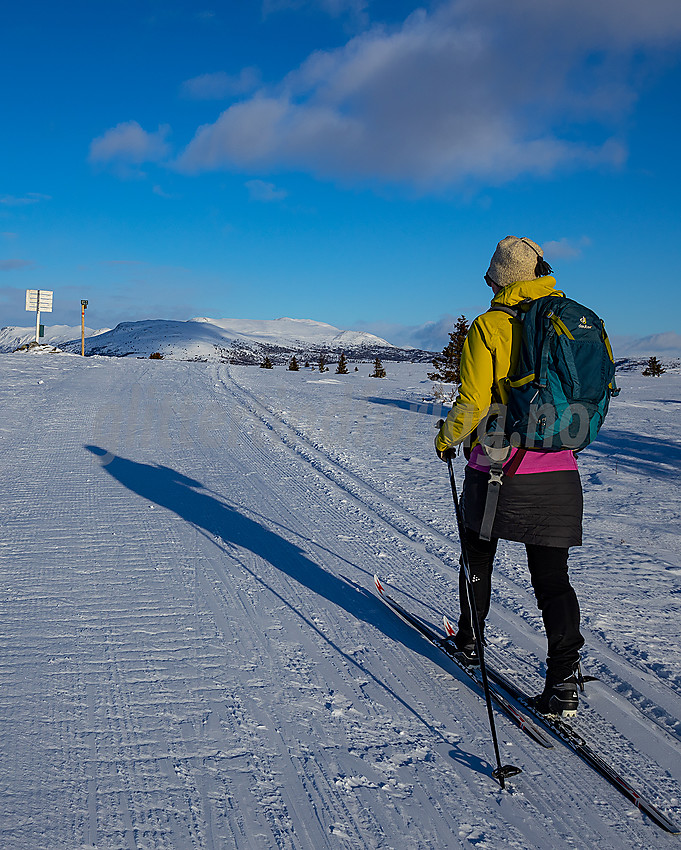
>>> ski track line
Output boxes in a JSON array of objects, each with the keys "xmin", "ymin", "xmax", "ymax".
[
  {"xmin": 209, "ymin": 362, "xmax": 680, "ymax": 836},
  {"xmin": 190, "ymin": 555, "xmax": 378, "ymax": 850},
  {"xmin": 120, "ymin": 368, "xmax": 390, "ymax": 847},
  {"xmin": 164, "ymin": 367, "xmax": 515, "ymax": 848},
  {"xmin": 223, "ymin": 365, "xmax": 681, "ymax": 751}
]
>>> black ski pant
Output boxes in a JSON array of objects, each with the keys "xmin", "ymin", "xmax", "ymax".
[{"xmin": 456, "ymin": 527, "xmax": 585, "ymax": 682}]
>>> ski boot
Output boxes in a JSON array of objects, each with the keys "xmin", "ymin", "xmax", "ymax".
[
  {"xmin": 445, "ymin": 633, "xmax": 480, "ymax": 666},
  {"xmin": 533, "ymin": 674, "xmax": 579, "ymax": 717}
]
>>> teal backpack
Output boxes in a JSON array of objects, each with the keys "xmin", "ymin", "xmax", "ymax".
[{"xmin": 491, "ymin": 294, "xmax": 620, "ymax": 451}]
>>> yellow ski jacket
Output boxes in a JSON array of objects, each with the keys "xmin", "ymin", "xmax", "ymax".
[{"xmin": 435, "ymin": 276, "xmax": 563, "ymax": 452}]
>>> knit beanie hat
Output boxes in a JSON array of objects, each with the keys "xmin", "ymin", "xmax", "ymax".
[{"xmin": 486, "ymin": 236, "xmax": 551, "ymax": 288}]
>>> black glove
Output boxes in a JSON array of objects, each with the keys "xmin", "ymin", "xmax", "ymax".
[{"xmin": 434, "ymin": 420, "xmax": 453, "ymax": 461}]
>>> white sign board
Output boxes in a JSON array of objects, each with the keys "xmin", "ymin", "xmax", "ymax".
[{"xmin": 25, "ymin": 289, "xmax": 53, "ymax": 312}]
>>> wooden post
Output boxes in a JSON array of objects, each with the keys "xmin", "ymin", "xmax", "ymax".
[{"xmin": 81, "ymin": 300, "xmax": 88, "ymax": 356}]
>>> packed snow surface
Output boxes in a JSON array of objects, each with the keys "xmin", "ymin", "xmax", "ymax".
[{"xmin": 0, "ymin": 355, "xmax": 680, "ymax": 849}]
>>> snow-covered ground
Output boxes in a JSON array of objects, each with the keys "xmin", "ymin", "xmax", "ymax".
[{"xmin": 0, "ymin": 354, "xmax": 679, "ymax": 849}]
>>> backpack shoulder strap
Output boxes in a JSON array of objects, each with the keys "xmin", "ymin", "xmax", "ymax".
[
  {"xmin": 487, "ymin": 303, "xmax": 519, "ymax": 318},
  {"xmin": 487, "ymin": 297, "xmax": 536, "ymax": 319}
]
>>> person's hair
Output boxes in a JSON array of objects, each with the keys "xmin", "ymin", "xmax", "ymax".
[{"xmin": 534, "ymin": 256, "xmax": 553, "ymax": 277}]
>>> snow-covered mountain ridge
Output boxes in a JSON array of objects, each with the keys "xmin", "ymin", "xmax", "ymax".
[
  {"xmin": 190, "ymin": 316, "xmax": 391, "ymax": 348},
  {"xmin": 42, "ymin": 316, "xmax": 434, "ymax": 363},
  {"xmin": 0, "ymin": 324, "xmax": 109, "ymax": 353}
]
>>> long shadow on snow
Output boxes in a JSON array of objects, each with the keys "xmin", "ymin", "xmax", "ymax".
[
  {"xmin": 238, "ymin": 503, "xmax": 443, "ymax": 620},
  {"xmin": 85, "ymin": 445, "xmax": 491, "ymax": 778},
  {"xmin": 587, "ymin": 429, "xmax": 681, "ymax": 478},
  {"xmin": 366, "ymin": 397, "xmax": 451, "ymax": 417}
]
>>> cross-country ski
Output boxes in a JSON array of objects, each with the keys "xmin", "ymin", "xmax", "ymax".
[{"xmin": 375, "ymin": 573, "xmax": 679, "ymax": 833}]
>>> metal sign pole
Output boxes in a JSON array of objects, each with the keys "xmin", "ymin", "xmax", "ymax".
[{"xmin": 35, "ymin": 290, "xmax": 41, "ymax": 344}]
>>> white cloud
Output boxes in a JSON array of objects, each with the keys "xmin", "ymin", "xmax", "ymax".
[
  {"xmin": 152, "ymin": 185, "xmax": 180, "ymax": 199},
  {"xmin": 611, "ymin": 331, "xmax": 681, "ymax": 358},
  {"xmin": 175, "ymin": 0, "xmax": 681, "ymax": 188},
  {"xmin": 180, "ymin": 68, "xmax": 261, "ymax": 100},
  {"xmin": 245, "ymin": 179, "xmax": 288, "ymax": 201},
  {"xmin": 406, "ymin": 317, "xmax": 461, "ymax": 352},
  {"xmin": 352, "ymin": 315, "xmax": 464, "ymax": 351},
  {"xmin": 0, "ymin": 193, "xmax": 51, "ymax": 206},
  {"xmin": 89, "ymin": 121, "xmax": 171, "ymax": 168},
  {"xmin": 543, "ymin": 236, "xmax": 593, "ymax": 260},
  {"xmin": 0, "ymin": 258, "xmax": 34, "ymax": 271}
]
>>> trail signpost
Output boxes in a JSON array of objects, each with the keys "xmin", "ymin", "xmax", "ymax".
[{"xmin": 25, "ymin": 289, "xmax": 53, "ymax": 344}]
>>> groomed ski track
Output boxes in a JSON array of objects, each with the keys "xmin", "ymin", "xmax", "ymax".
[{"xmin": 0, "ymin": 355, "xmax": 679, "ymax": 849}]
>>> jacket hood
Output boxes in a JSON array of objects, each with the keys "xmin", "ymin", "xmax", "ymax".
[{"xmin": 491, "ymin": 276, "xmax": 561, "ymax": 308}]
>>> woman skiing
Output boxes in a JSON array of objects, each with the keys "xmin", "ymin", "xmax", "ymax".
[{"xmin": 435, "ymin": 235, "xmax": 584, "ymax": 716}]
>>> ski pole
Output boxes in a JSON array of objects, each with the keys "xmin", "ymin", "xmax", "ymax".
[{"xmin": 437, "ymin": 423, "xmax": 520, "ymax": 787}]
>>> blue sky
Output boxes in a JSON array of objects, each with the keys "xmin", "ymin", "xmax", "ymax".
[{"xmin": 2, "ymin": 0, "xmax": 680, "ymax": 350}]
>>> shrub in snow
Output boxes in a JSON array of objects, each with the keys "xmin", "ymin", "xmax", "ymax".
[
  {"xmin": 642, "ymin": 356, "xmax": 666, "ymax": 376},
  {"xmin": 432, "ymin": 383, "xmax": 457, "ymax": 403},
  {"xmin": 370, "ymin": 358, "xmax": 386, "ymax": 378}
]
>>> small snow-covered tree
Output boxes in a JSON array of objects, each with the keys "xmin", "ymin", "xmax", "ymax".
[
  {"xmin": 428, "ymin": 315, "xmax": 469, "ymax": 384},
  {"xmin": 260, "ymin": 356, "xmax": 274, "ymax": 369},
  {"xmin": 336, "ymin": 352, "xmax": 349, "ymax": 374},
  {"xmin": 318, "ymin": 355, "xmax": 328, "ymax": 373},
  {"xmin": 288, "ymin": 355, "xmax": 300, "ymax": 371},
  {"xmin": 370, "ymin": 358, "xmax": 386, "ymax": 378},
  {"xmin": 642, "ymin": 356, "xmax": 666, "ymax": 377}
]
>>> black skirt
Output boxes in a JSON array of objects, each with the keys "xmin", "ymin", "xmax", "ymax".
[{"xmin": 461, "ymin": 465, "xmax": 583, "ymax": 548}]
